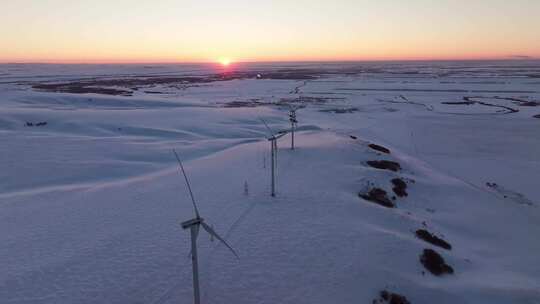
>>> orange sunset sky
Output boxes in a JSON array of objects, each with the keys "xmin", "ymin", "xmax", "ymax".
[{"xmin": 1, "ymin": 0, "xmax": 539, "ymax": 63}]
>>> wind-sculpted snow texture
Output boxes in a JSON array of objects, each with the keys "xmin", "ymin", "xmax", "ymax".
[{"xmin": 1, "ymin": 61, "xmax": 539, "ymax": 304}]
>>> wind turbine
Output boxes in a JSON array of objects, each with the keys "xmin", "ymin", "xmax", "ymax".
[
  {"xmin": 260, "ymin": 119, "xmax": 287, "ymax": 197},
  {"xmin": 288, "ymin": 107, "xmax": 299, "ymax": 150},
  {"xmin": 172, "ymin": 149, "xmax": 239, "ymax": 304}
]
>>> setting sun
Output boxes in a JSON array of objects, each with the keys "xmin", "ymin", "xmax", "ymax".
[{"xmin": 219, "ymin": 58, "xmax": 232, "ymax": 66}]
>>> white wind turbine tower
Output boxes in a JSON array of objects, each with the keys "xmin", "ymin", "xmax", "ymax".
[
  {"xmin": 288, "ymin": 107, "xmax": 299, "ymax": 150},
  {"xmin": 260, "ymin": 119, "xmax": 287, "ymax": 197},
  {"xmin": 172, "ymin": 149, "xmax": 239, "ymax": 304}
]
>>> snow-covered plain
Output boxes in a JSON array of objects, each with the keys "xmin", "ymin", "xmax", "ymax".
[{"xmin": 1, "ymin": 61, "xmax": 539, "ymax": 304}]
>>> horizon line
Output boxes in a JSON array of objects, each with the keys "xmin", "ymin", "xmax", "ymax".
[{"xmin": 2, "ymin": 57, "xmax": 539, "ymax": 65}]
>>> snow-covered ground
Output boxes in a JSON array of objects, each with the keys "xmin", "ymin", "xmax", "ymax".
[{"xmin": 1, "ymin": 61, "xmax": 539, "ymax": 304}]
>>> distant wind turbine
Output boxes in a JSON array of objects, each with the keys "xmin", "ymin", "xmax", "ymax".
[
  {"xmin": 260, "ymin": 119, "xmax": 287, "ymax": 197},
  {"xmin": 288, "ymin": 107, "xmax": 299, "ymax": 150},
  {"xmin": 172, "ymin": 149, "xmax": 239, "ymax": 304}
]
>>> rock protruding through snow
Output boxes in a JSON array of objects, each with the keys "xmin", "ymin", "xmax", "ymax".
[
  {"xmin": 25, "ymin": 121, "xmax": 48, "ymax": 127},
  {"xmin": 419, "ymin": 249, "xmax": 454, "ymax": 276},
  {"xmin": 415, "ymin": 229, "xmax": 452, "ymax": 250},
  {"xmin": 367, "ymin": 160, "xmax": 401, "ymax": 172},
  {"xmin": 391, "ymin": 178, "xmax": 408, "ymax": 197},
  {"xmin": 368, "ymin": 143, "xmax": 391, "ymax": 154},
  {"xmin": 486, "ymin": 182, "xmax": 535, "ymax": 206},
  {"xmin": 359, "ymin": 188, "xmax": 396, "ymax": 208},
  {"xmin": 373, "ymin": 290, "xmax": 411, "ymax": 304}
]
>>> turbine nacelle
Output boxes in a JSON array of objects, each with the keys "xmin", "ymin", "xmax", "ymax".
[
  {"xmin": 181, "ymin": 217, "xmax": 203, "ymax": 229},
  {"xmin": 266, "ymin": 131, "xmax": 287, "ymax": 141}
]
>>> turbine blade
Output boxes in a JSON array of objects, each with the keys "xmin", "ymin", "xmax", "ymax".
[
  {"xmin": 173, "ymin": 149, "xmax": 201, "ymax": 219},
  {"xmin": 259, "ymin": 117, "xmax": 275, "ymax": 137},
  {"xmin": 201, "ymin": 222, "xmax": 239, "ymax": 259},
  {"xmin": 195, "ymin": 224, "xmax": 200, "ymax": 239}
]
